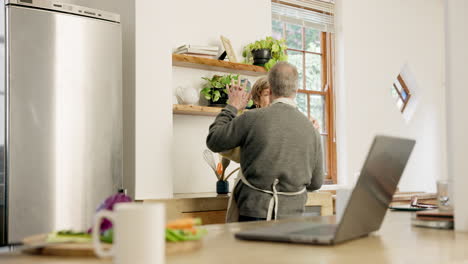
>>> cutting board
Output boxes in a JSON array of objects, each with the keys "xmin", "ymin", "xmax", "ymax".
[{"xmin": 22, "ymin": 234, "xmax": 202, "ymax": 257}]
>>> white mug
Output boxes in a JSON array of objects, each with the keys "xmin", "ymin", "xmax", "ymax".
[{"xmin": 92, "ymin": 203, "xmax": 165, "ymax": 264}]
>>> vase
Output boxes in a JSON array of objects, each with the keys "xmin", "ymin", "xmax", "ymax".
[
  {"xmin": 216, "ymin": 180, "xmax": 229, "ymax": 194},
  {"xmin": 176, "ymin": 86, "xmax": 199, "ymax": 105}
]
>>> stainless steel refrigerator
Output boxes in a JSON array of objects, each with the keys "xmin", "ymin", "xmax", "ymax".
[{"xmin": 0, "ymin": 0, "xmax": 123, "ymax": 245}]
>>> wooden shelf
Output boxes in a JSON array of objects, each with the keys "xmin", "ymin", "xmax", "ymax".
[
  {"xmin": 172, "ymin": 54, "xmax": 267, "ymax": 76},
  {"xmin": 173, "ymin": 104, "xmax": 222, "ymax": 116}
]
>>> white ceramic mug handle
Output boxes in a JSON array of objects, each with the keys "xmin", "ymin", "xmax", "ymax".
[{"xmin": 92, "ymin": 210, "xmax": 115, "ymax": 258}]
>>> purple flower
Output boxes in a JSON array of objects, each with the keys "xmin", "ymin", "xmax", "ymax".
[{"xmin": 88, "ymin": 193, "xmax": 132, "ymax": 234}]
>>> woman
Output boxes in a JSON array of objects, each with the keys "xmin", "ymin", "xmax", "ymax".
[{"xmin": 248, "ymin": 76, "xmax": 271, "ymax": 109}]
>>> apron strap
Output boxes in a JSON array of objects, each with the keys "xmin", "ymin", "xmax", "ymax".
[{"xmin": 239, "ymin": 174, "xmax": 306, "ymax": 221}]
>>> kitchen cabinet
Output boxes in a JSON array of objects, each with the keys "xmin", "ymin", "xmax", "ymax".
[{"xmin": 144, "ymin": 192, "xmax": 333, "ymax": 225}]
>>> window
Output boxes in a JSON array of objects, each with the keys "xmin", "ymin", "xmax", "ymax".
[
  {"xmin": 391, "ymin": 74, "xmax": 412, "ymax": 113},
  {"xmin": 272, "ymin": 20, "xmax": 337, "ymax": 184}
]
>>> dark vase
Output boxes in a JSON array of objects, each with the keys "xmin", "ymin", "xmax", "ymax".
[
  {"xmin": 209, "ymin": 90, "xmax": 228, "ymax": 107},
  {"xmin": 216, "ymin": 180, "xmax": 229, "ymax": 194},
  {"xmin": 252, "ymin": 49, "xmax": 272, "ymax": 66}
]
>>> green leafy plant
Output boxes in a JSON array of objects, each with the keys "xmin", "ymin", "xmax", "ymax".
[
  {"xmin": 201, "ymin": 74, "xmax": 239, "ymax": 103},
  {"xmin": 242, "ymin": 36, "xmax": 288, "ymax": 70}
]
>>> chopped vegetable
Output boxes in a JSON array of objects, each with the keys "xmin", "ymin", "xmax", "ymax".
[
  {"xmin": 165, "ymin": 217, "xmax": 207, "ymax": 242},
  {"xmin": 47, "ymin": 231, "xmax": 92, "ymax": 243},
  {"xmin": 48, "ymin": 230, "xmax": 115, "ymax": 244},
  {"xmin": 165, "ymin": 228, "xmax": 207, "ymax": 242},
  {"xmin": 166, "ymin": 218, "xmax": 202, "ymax": 230},
  {"xmin": 55, "ymin": 217, "xmax": 207, "ymax": 245}
]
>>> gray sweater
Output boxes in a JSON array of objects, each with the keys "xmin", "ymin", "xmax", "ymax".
[{"xmin": 206, "ymin": 102, "xmax": 324, "ymax": 219}]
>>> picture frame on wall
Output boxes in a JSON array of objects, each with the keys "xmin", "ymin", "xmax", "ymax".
[{"xmin": 220, "ymin": 35, "xmax": 238, "ymax": 63}]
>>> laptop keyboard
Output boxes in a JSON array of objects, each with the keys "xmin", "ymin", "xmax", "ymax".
[{"xmin": 289, "ymin": 225, "xmax": 337, "ymax": 236}]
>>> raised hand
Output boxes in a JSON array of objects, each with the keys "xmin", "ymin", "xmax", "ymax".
[{"xmin": 226, "ymin": 78, "xmax": 251, "ymax": 111}]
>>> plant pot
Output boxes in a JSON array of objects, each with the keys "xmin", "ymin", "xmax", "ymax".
[
  {"xmin": 216, "ymin": 180, "xmax": 229, "ymax": 194},
  {"xmin": 252, "ymin": 49, "xmax": 272, "ymax": 66},
  {"xmin": 209, "ymin": 91, "xmax": 228, "ymax": 107}
]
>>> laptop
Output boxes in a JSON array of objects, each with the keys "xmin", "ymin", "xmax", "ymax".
[{"xmin": 235, "ymin": 135, "xmax": 416, "ymax": 245}]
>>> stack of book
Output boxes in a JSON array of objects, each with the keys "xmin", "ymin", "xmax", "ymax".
[
  {"xmin": 173, "ymin": 44, "xmax": 219, "ymax": 59},
  {"xmin": 411, "ymin": 209, "xmax": 454, "ymax": 229}
]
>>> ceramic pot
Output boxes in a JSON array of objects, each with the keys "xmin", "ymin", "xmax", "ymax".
[
  {"xmin": 252, "ymin": 49, "xmax": 272, "ymax": 66},
  {"xmin": 216, "ymin": 180, "xmax": 229, "ymax": 194},
  {"xmin": 176, "ymin": 86, "xmax": 199, "ymax": 105},
  {"xmin": 209, "ymin": 91, "xmax": 228, "ymax": 107}
]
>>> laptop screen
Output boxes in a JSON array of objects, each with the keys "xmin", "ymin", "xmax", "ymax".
[{"xmin": 334, "ymin": 135, "xmax": 415, "ymax": 243}]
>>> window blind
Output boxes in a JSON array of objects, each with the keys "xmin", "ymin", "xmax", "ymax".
[{"xmin": 271, "ymin": 0, "xmax": 335, "ymax": 33}]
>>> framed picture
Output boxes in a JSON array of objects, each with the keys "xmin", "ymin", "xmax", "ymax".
[{"xmin": 220, "ymin": 36, "xmax": 238, "ymax": 63}]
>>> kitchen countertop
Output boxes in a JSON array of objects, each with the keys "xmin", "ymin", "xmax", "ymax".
[
  {"xmin": 172, "ymin": 192, "xmax": 230, "ymax": 199},
  {"xmin": 144, "ymin": 192, "xmax": 334, "ymax": 221},
  {"xmin": 1, "ymin": 211, "xmax": 468, "ymax": 264}
]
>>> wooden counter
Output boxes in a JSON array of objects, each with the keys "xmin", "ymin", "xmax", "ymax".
[
  {"xmin": 1, "ymin": 211, "xmax": 468, "ymax": 264},
  {"xmin": 144, "ymin": 192, "xmax": 334, "ymax": 224}
]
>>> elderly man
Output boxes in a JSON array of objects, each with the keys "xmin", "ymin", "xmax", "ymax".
[{"xmin": 206, "ymin": 62, "xmax": 323, "ymax": 222}]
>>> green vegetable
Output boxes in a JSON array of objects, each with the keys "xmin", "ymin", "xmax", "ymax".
[
  {"xmin": 100, "ymin": 228, "xmax": 114, "ymax": 244},
  {"xmin": 49, "ymin": 230, "xmax": 114, "ymax": 244},
  {"xmin": 165, "ymin": 228, "xmax": 208, "ymax": 242},
  {"xmin": 165, "ymin": 229, "xmax": 180, "ymax": 242},
  {"xmin": 50, "ymin": 226, "xmax": 208, "ymax": 244},
  {"xmin": 47, "ymin": 230, "xmax": 92, "ymax": 243}
]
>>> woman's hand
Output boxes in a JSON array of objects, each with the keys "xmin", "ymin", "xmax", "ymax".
[
  {"xmin": 226, "ymin": 79, "xmax": 251, "ymax": 111},
  {"xmin": 310, "ymin": 117, "xmax": 320, "ymax": 131}
]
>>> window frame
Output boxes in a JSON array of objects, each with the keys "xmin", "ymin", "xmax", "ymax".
[
  {"xmin": 277, "ymin": 22, "xmax": 337, "ymax": 184},
  {"xmin": 392, "ymin": 74, "xmax": 412, "ymax": 113}
]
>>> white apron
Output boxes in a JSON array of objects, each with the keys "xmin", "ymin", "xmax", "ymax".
[{"xmin": 226, "ymin": 170, "xmax": 307, "ymax": 223}]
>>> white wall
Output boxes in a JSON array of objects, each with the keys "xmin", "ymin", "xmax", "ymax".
[
  {"xmin": 445, "ymin": 0, "xmax": 468, "ymax": 231},
  {"xmin": 66, "ymin": 0, "xmax": 173, "ymax": 200},
  {"xmin": 134, "ymin": 0, "xmax": 173, "ymax": 199},
  {"xmin": 335, "ymin": 0, "xmax": 445, "ymax": 192},
  {"xmin": 170, "ymin": 0, "xmax": 271, "ymax": 194}
]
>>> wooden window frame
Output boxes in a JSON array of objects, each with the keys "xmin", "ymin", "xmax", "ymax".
[
  {"xmin": 392, "ymin": 74, "xmax": 412, "ymax": 113},
  {"xmin": 279, "ymin": 22, "xmax": 337, "ymax": 184}
]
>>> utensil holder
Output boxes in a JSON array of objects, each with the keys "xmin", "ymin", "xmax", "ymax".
[{"xmin": 216, "ymin": 180, "xmax": 229, "ymax": 194}]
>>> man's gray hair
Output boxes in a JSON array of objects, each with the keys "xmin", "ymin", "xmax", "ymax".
[{"xmin": 268, "ymin": 62, "xmax": 299, "ymax": 97}]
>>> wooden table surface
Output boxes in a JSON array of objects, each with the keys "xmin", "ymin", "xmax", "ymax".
[{"xmin": 1, "ymin": 211, "xmax": 468, "ymax": 264}]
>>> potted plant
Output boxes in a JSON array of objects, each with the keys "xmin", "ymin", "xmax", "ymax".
[
  {"xmin": 242, "ymin": 36, "xmax": 288, "ymax": 70},
  {"xmin": 200, "ymin": 74, "xmax": 239, "ymax": 107}
]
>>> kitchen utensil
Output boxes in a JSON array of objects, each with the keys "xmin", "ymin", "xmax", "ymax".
[
  {"xmin": 203, "ymin": 149, "xmax": 220, "ymax": 180},
  {"xmin": 224, "ymin": 167, "xmax": 240, "ymax": 181},
  {"xmin": 221, "ymin": 158, "xmax": 231, "ymax": 180},
  {"xmin": 92, "ymin": 203, "xmax": 165, "ymax": 264},
  {"xmin": 410, "ymin": 196, "xmax": 438, "ymax": 209}
]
